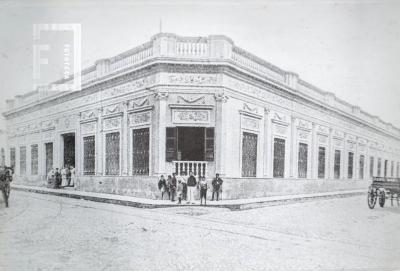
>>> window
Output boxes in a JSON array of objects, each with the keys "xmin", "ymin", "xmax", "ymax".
[
  {"xmin": 273, "ymin": 138, "xmax": 285, "ymax": 178},
  {"xmin": 359, "ymin": 155, "xmax": 365, "ymax": 180},
  {"xmin": 391, "ymin": 161, "xmax": 394, "ymax": 177},
  {"xmin": 132, "ymin": 128, "xmax": 149, "ymax": 175},
  {"xmin": 0, "ymin": 148, "xmax": 4, "ymax": 167},
  {"xmin": 83, "ymin": 136, "xmax": 95, "ymax": 175},
  {"xmin": 165, "ymin": 127, "xmax": 214, "ymax": 162},
  {"xmin": 318, "ymin": 147, "xmax": 326, "ymax": 179},
  {"xmin": 242, "ymin": 132, "xmax": 257, "ymax": 177},
  {"xmin": 20, "ymin": 146, "xmax": 26, "ymax": 175},
  {"xmin": 105, "ymin": 132, "xmax": 120, "ymax": 175},
  {"xmin": 334, "ymin": 150, "xmax": 341, "ymax": 179},
  {"xmin": 205, "ymin": 128, "xmax": 214, "ymax": 162},
  {"xmin": 31, "ymin": 144, "xmax": 38, "ymax": 175},
  {"xmin": 45, "ymin": 143, "xmax": 53, "ymax": 175},
  {"xmin": 298, "ymin": 143, "xmax": 308, "ymax": 178},
  {"xmin": 369, "ymin": 157, "xmax": 374, "ymax": 177},
  {"xmin": 348, "ymin": 152, "xmax": 354, "ymax": 179},
  {"xmin": 384, "ymin": 159, "xmax": 388, "ymax": 177},
  {"xmin": 377, "ymin": 158, "xmax": 382, "ymax": 177},
  {"xmin": 10, "ymin": 148, "xmax": 15, "ymax": 169}
]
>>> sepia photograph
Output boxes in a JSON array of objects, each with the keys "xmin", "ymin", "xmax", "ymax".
[{"xmin": 0, "ymin": 0, "xmax": 400, "ymax": 270}]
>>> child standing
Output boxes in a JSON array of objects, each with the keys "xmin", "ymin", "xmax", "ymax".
[
  {"xmin": 176, "ymin": 179, "xmax": 183, "ymax": 205},
  {"xmin": 199, "ymin": 176, "xmax": 208, "ymax": 206}
]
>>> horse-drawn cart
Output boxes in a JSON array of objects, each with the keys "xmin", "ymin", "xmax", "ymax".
[{"xmin": 367, "ymin": 177, "xmax": 400, "ymax": 209}]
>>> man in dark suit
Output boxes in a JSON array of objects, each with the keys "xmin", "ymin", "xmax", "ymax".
[{"xmin": 212, "ymin": 173, "xmax": 223, "ymax": 201}]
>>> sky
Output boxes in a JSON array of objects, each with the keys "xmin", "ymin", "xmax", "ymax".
[{"xmin": 0, "ymin": 0, "xmax": 399, "ymax": 127}]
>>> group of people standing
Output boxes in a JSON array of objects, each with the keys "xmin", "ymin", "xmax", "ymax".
[
  {"xmin": 47, "ymin": 166, "xmax": 75, "ymax": 189},
  {"xmin": 158, "ymin": 172, "xmax": 223, "ymax": 205}
]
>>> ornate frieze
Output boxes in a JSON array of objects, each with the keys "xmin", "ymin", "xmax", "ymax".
[
  {"xmin": 296, "ymin": 119, "xmax": 312, "ymax": 130},
  {"xmin": 103, "ymin": 75, "xmax": 156, "ymax": 98},
  {"xmin": 224, "ymin": 76, "xmax": 293, "ymax": 108},
  {"xmin": 297, "ymin": 129, "xmax": 310, "ymax": 141},
  {"xmin": 317, "ymin": 125, "xmax": 329, "ymax": 135},
  {"xmin": 168, "ymin": 74, "xmax": 218, "ymax": 85},
  {"xmin": 241, "ymin": 115, "xmax": 260, "ymax": 132},
  {"xmin": 172, "ymin": 110, "xmax": 210, "ymax": 124},
  {"xmin": 103, "ymin": 104, "xmax": 122, "ymax": 116},
  {"xmin": 59, "ymin": 115, "xmax": 77, "ymax": 131},
  {"xmin": 272, "ymin": 112, "xmax": 289, "ymax": 125},
  {"xmin": 129, "ymin": 112, "xmax": 151, "ymax": 127},
  {"xmin": 242, "ymin": 103, "xmax": 258, "ymax": 114},
  {"xmin": 347, "ymin": 141, "xmax": 356, "ymax": 151},
  {"xmin": 80, "ymin": 110, "xmax": 98, "ymax": 121},
  {"xmin": 128, "ymin": 97, "xmax": 150, "ymax": 110},
  {"xmin": 177, "ymin": 95, "xmax": 206, "ymax": 104},
  {"xmin": 346, "ymin": 134, "xmax": 357, "ymax": 142},
  {"xmin": 81, "ymin": 121, "xmax": 97, "ymax": 135},
  {"xmin": 103, "ymin": 117, "xmax": 121, "ymax": 131}
]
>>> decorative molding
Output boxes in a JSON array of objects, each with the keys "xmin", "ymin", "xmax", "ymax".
[
  {"xmin": 317, "ymin": 125, "xmax": 329, "ymax": 135},
  {"xmin": 169, "ymin": 74, "xmax": 217, "ymax": 85},
  {"xmin": 129, "ymin": 111, "xmax": 151, "ymax": 127},
  {"xmin": 242, "ymin": 103, "xmax": 258, "ymax": 114},
  {"xmin": 297, "ymin": 129, "xmax": 310, "ymax": 141},
  {"xmin": 296, "ymin": 119, "xmax": 312, "ymax": 130},
  {"xmin": 273, "ymin": 123, "xmax": 288, "ymax": 136},
  {"xmin": 272, "ymin": 112, "xmax": 289, "ymax": 125},
  {"xmin": 214, "ymin": 92, "xmax": 229, "ymax": 103},
  {"xmin": 104, "ymin": 104, "xmax": 122, "ymax": 115},
  {"xmin": 241, "ymin": 115, "xmax": 260, "ymax": 132},
  {"xmin": 81, "ymin": 121, "xmax": 97, "ymax": 135},
  {"xmin": 172, "ymin": 110, "xmax": 210, "ymax": 124},
  {"xmin": 154, "ymin": 92, "xmax": 169, "ymax": 101},
  {"xmin": 177, "ymin": 95, "xmax": 206, "ymax": 104},
  {"xmin": 129, "ymin": 97, "xmax": 150, "ymax": 109},
  {"xmin": 103, "ymin": 75, "xmax": 156, "ymax": 98},
  {"xmin": 103, "ymin": 117, "xmax": 121, "ymax": 131}
]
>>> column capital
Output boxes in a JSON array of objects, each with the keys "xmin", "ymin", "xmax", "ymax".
[
  {"xmin": 214, "ymin": 91, "xmax": 229, "ymax": 103},
  {"xmin": 154, "ymin": 91, "xmax": 169, "ymax": 101},
  {"xmin": 264, "ymin": 108, "xmax": 270, "ymax": 114}
]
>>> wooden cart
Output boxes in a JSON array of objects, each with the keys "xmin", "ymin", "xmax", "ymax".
[{"xmin": 367, "ymin": 177, "xmax": 400, "ymax": 209}]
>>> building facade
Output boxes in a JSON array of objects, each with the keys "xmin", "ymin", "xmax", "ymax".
[{"xmin": 3, "ymin": 33, "xmax": 400, "ymax": 199}]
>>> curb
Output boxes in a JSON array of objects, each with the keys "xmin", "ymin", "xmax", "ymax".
[{"xmin": 11, "ymin": 185, "xmax": 365, "ymax": 211}]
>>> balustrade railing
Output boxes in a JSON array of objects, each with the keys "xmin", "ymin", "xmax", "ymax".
[
  {"xmin": 176, "ymin": 41, "xmax": 208, "ymax": 56},
  {"xmin": 231, "ymin": 50, "xmax": 284, "ymax": 82},
  {"xmin": 173, "ymin": 161, "xmax": 207, "ymax": 177}
]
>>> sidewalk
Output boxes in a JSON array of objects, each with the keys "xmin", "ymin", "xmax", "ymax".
[{"xmin": 11, "ymin": 184, "xmax": 366, "ymax": 211}]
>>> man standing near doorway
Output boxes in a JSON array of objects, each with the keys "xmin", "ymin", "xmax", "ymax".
[
  {"xmin": 186, "ymin": 171, "xmax": 197, "ymax": 204},
  {"xmin": 212, "ymin": 173, "xmax": 223, "ymax": 201}
]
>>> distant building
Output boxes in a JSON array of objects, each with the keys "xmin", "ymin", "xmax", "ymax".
[{"xmin": 3, "ymin": 33, "xmax": 400, "ymax": 199}]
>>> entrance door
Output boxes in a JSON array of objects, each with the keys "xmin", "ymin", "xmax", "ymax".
[
  {"xmin": 45, "ymin": 142, "xmax": 53, "ymax": 175},
  {"xmin": 62, "ymin": 133, "xmax": 75, "ymax": 167},
  {"xmin": 242, "ymin": 132, "xmax": 257, "ymax": 177},
  {"xmin": 132, "ymin": 128, "xmax": 149, "ymax": 175}
]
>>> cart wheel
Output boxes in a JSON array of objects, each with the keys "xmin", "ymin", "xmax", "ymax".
[
  {"xmin": 379, "ymin": 191, "xmax": 385, "ymax": 208},
  {"xmin": 367, "ymin": 191, "xmax": 376, "ymax": 209}
]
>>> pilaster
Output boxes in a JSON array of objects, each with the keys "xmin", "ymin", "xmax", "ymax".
[
  {"xmin": 214, "ymin": 91, "xmax": 229, "ymax": 176},
  {"xmin": 154, "ymin": 91, "xmax": 169, "ymax": 175}
]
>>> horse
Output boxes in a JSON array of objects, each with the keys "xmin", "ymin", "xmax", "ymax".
[{"xmin": 0, "ymin": 166, "xmax": 13, "ymax": 208}]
